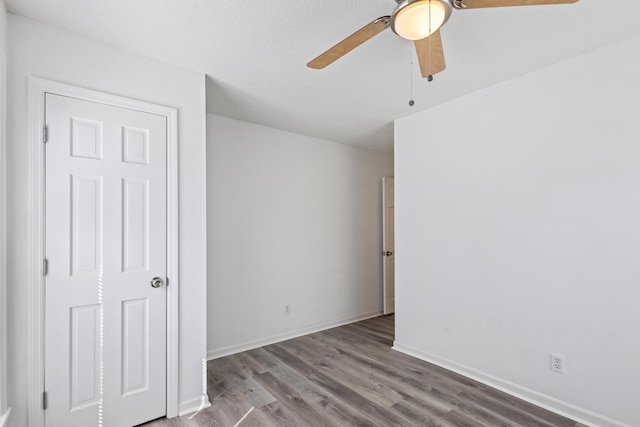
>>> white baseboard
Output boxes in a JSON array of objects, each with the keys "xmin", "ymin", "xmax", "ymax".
[
  {"xmin": 392, "ymin": 342, "xmax": 630, "ymax": 427},
  {"xmin": 178, "ymin": 395, "xmax": 211, "ymax": 417},
  {"xmin": 0, "ymin": 408, "xmax": 11, "ymax": 427},
  {"xmin": 207, "ymin": 311, "xmax": 383, "ymax": 360}
]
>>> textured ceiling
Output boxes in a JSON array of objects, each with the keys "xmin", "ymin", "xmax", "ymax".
[{"xmin": 6, "ymin": 0, "xmax": 640, "ymax": 151}]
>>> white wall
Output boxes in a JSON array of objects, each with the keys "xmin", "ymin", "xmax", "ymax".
[
  {"xmin": 0, "ymin": 2, "xmax": 8, "ymax": 425},
  {"xmin": 207, "ymin": 114, "xmax": 393, "ymax": 358},
  {"xmin": 7, "ymin": 15, "xmax": 208, "ymax": 426},
  {"xmin": 394, "ymin": 35, "xmax": 640, "ymax": 427}
]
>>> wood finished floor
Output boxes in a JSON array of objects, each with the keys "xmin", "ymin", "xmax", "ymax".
[{"xmin": 142, "ymin": 315, "xmax": 586, "ymax": 427}]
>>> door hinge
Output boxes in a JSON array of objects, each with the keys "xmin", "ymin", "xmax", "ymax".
[
  {"xmin": 43, "ymin": 125, "xmax": 48, "ymax": 143},
  {"xmin": 166, "ymin": 277, "xmax": 169, "ymax": 287},
  {"xmin": 43, "ymin": 391, "xmax": 48, "ymax": 410},
  {"xmin": 43, "ymin": 258, "xmax": 48, "ymax": 276}
]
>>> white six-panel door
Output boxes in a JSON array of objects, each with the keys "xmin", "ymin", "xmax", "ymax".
[
  {"xmin": 44, "ymin": 93, "xmax": 167, "ymax": 427},
  {"xmin": 382, "ymin": 177, "xmax": 395, "ymax": 315}
]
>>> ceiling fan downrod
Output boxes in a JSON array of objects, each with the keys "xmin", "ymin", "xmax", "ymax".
[
  {"xmin": 396, "ymin": 0, "xmax": 466, "ymax": 9},
  {"xmin": 452, "ymin": 0, "xmax": 468, "ymax": 9}
]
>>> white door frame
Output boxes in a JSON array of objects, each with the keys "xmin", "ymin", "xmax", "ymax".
[
  {"xmin": 27, "ymin": 77, "xmax": 180, "ymax": 426},
  {"xmin": 382, "ymin": 177, "xmax": 395, "ymax": 315}
]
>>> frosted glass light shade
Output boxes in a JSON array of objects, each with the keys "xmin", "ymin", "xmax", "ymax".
[{"xmin": 392, "ymin": 0, "xmax": 451, "ymax": 41}]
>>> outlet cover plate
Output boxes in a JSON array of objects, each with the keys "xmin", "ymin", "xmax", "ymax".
[{"xmin": 550, "ymin": 353, "xmax": 565, "ymax": 373}]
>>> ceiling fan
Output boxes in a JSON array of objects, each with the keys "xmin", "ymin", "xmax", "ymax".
[{"xmin": 307, "ymin": 0, "xmax": 580, "ymax": 78}]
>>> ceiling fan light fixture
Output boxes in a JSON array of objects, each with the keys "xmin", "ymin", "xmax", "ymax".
[{"xmin": 391, "ymin": 0, "xmax": 452, "ymax": 41}]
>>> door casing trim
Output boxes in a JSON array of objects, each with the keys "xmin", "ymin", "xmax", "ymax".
[{"xmin": 27, "ymin": 77, "xmax": 180, "ymax": 426}]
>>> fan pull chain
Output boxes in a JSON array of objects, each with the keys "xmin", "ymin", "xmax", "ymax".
[
  {"xmin": 409, "ymin": 45, "xmax": 415, "ymax": 106},
  {"xmin": 429, "ymin": 0, "xmax": 432, "ymax": 34},
  {"xmin": 428, "ymin": 0, "xmax": 434, "ymax": 82}
]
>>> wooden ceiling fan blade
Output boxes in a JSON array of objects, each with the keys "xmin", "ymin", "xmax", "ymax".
[
  {"xmin": 307, "ymin": 16, "xmax": 390, "ymax": 69},
  {"xmin": 414, "ymin": 30, "xmax": 446, "ymax": 78},
  {"xmin": 458, "ymin": 0, "xmax": 579, "ymax": 9}
]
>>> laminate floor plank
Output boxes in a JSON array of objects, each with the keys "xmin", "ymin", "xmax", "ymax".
[
  {"xmin": 142, "ymin": 315, "xmax": 585, "ymax": 427},
  {"xmin": 390, "ymin": 400, "xmax": 443, "ymax": 427},
  {"xmin": 313, "ymin": 330, "xmax": 493, "ymax": 413},
  {"xmin": 457, "ymin": 389, "xmax": 575, "ymax": 427},
  {"xmin": 303, "ymin": 333, "xmax": 461, "ymax": 420},
  {"xmin": 263, "ymin": 343, "xmax": 413, "ymax": 426},
  {"xmin": 253, "ymin": 371, "xmax": 340, "ymax": 427},
  {"xmin": 284, "ymin": 335, "xmax": 405, "ymax": 407},
  {"xmin": 340, "ymin": 323, "xmax": 393, "ymax": 347},
  {"xmin": 221, "ymin": 356, "xmax": 278, "ymax": 408},
  {"xmin": 345, "ymin": 320, "xmax": 394, "ymax": 340},
  {"xmin": 231, "ymin": 350, "xmax": 272, "ymax": 377},
  {"xmin": 257, "ymin": 401, "xmax": 320, "ymax": 427},
  {"xmin": 200, "ymin": 388, "xmax": 256, "ymax": 427},
  {"xmin": 472, "ymin": 388, "xmax": 576, "ymax": 427},
  {"xmin": 449, "ymin": 398, "xmax": 522, "ymax": 427},
  {"xmin": 267, "ymin": 362, "xmax": 384, "ymax": 426},
  {"xmin": 439, "ymin": 409, "xmax": 492, "ymax": 427}
]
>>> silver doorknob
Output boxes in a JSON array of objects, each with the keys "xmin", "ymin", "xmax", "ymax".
[{"xmin": 150, "ymin": 277, "xmax": 164, "ymax": 288}]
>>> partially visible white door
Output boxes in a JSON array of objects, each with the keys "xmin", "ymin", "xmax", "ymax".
[
  {"xmin": 44, "ymin": 93, "xmax": 167, "ymax": 427},
  {"xmin": 382, "ymin": 177, "xmax": 395, "ymax": 315}
]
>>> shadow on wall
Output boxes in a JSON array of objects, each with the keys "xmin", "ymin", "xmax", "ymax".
[{"xmin": 204, "ymin": 75, "xmax": 395, "ymax": 152}]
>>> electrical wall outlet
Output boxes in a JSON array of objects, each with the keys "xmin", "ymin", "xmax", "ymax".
[
  {"xmin": 550, "ymin": 353, "xmax": 565, "ymax": 373},
  {"xmin": 285, "ymin": 305, "xmax": 290, "ymax": 314}
]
